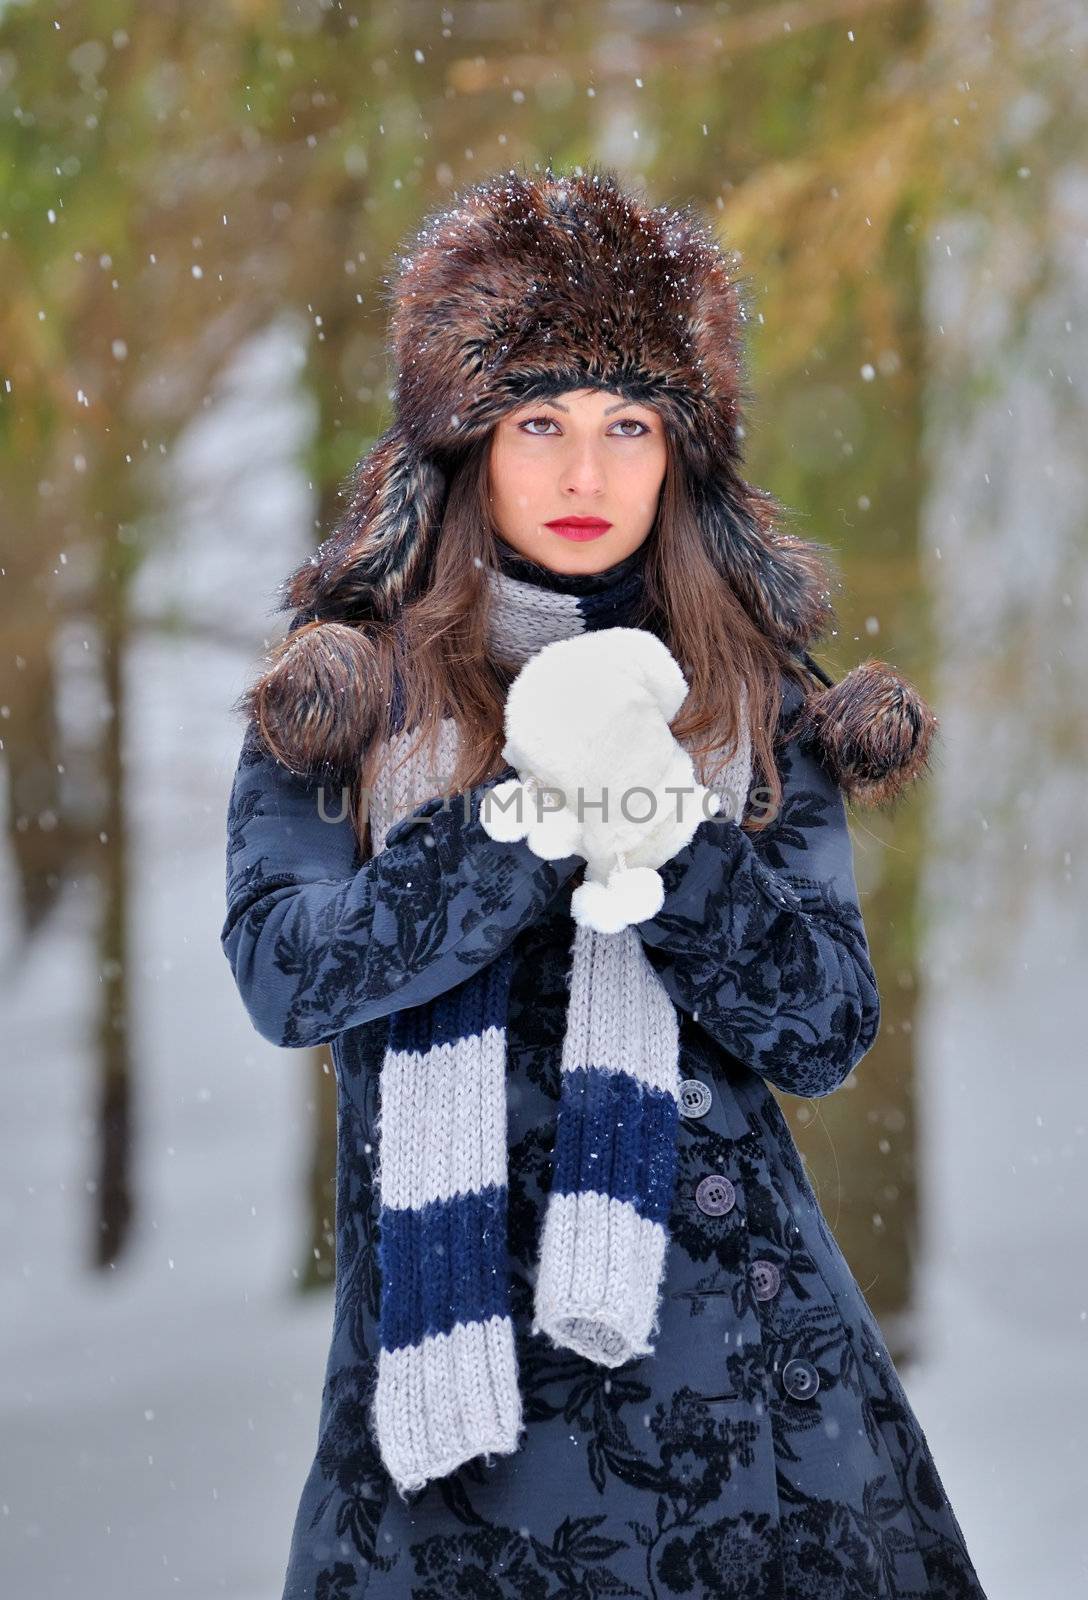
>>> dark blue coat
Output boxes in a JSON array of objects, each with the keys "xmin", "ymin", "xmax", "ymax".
[{"xmin": 221, "ymin": 677, "xmax": 988, "ymax": 1600}]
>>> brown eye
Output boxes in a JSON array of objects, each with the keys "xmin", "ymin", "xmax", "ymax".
[{"xmin": 519, "ymin": 416, "xmax": 560, "ymax": 435}]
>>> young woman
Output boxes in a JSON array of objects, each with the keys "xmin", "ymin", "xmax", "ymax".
[{"xmin": 221, "ymin": 166, "xmax": 989, "ymax": 1599}]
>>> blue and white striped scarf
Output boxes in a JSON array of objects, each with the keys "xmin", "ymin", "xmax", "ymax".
[{"xmin": 365, "ymin": 546, "xmax": 753, "ymax": 1499}]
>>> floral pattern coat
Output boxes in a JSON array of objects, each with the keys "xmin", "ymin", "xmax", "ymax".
[{"xmin": 220, "ymin": 675, "xmax": 989, "ymax": 1600}]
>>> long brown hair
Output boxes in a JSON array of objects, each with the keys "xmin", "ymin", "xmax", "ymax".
[{"xmin": 241, "ymin": 422, "xmax": 808, "ymax": 854}]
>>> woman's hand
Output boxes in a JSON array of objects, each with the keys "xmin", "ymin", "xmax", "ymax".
[{"xmin": 481, "ymin": 628, "xmax": 721, "ymax": 931}]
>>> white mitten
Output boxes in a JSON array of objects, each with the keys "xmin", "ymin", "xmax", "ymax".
[{"xmin": 479, "ymin": 628, "xmax": 721, "ymax": 933}]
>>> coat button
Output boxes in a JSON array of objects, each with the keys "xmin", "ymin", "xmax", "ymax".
[
  {"xmin": 749, "ymin": 1259, "xmax": 781, "ymax": 1302},
  {"xmin": 679, "ymin": 1078, "xmax": 712, "ymax": 1118},
  {"xmin": 695, "ymin": 1174, "xmax": 736, "ymax": 1216},
  {"xmin": 781, "ymin": 1358, "xmax": 820, "ymax": 1401}
]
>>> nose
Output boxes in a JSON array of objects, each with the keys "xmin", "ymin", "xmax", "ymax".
[{"xmin": 558, "ymin": 435, "xmax": 607, "ymax": 498}]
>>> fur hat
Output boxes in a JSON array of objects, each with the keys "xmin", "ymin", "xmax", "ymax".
[{"xmin": 255, "ymin": 161, "xmax": 935, "ymax": 807}]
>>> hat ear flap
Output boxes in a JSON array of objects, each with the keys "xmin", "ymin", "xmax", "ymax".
[
  {"xmin": 688, "ymin": 471, "xmax": 840, "ymax": 652},
  {"xmin": 788, "ymin": 660, "xmax": 939, "ymax": 809},
  {"xmin": 281, "ymin": 424, "xmax": 447, "ymax": 623},
  {"xmin": 237, "ymin": 618, "xmax": 387, "ymax": 781}
]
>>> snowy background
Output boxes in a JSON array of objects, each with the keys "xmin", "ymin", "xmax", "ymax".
[
  {"xmin": 3, "ymin": 2, "xmax": 1087, "ymax": 1589},
  {"xmin": 3, "ymin": 311, "xmax": 1083, "ymax": 1598}
]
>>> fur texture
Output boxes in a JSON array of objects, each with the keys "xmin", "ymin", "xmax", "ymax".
[
  {"xmin": 245, "ymin": 618, "xmax": 388, "ymax": 780},
  {"xmin": 786, "ymin": 659, "xmax": 939, "ymax": 809},
  {"xmin": 249, "ymin": 162, "xmax": 936, "ymax": 808}
]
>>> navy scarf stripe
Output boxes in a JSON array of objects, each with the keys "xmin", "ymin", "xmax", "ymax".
[
  {"xmin": 387, "ymin": 955, "xmax": 511, "ymax": 1054},
  {"xmin": 379, "ymin": 1184, "xmax": 512, "ymax": 1352},
  {"xmin": 550, "ymin": 1066, "xmax": 680, "ymax": 1226}
]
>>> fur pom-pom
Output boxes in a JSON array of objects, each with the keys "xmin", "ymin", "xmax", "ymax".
[
  {"xmin": 240, "ymin": 618, "xmax": 385, "ymax": 780},
  {"xmin": 571, "ymin": 864, "xmax": 666, "ymax": 934},
  {"xmin": 479, "ymin": 778, "xmax": 531, "ymax": 842},
  {"xmin": 526, "ymin": 803, "xmax": 585, "ymax": 861},
  {"xmin": 482, "ymin": 778, "xmax": 587, "ymax": 860},
  {"xmin": 790, "ymin": 658, "xmax": 938, "ymax": 808}
]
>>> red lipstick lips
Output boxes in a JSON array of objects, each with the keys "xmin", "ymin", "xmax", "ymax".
[{"xmin": 544, "ymin": 516, "xmax": 613, "ymax": 543}]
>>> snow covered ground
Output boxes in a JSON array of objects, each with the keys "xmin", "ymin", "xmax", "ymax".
[{"xmin": 1, "ymin": 322, "xmax": 1079, "ymax": 1597}]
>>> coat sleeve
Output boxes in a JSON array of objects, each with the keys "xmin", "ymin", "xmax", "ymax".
[
  {"xmin": 220, "ymin": 729, "xmax": 583, "ymax": 1048},
  {"xmin": 635, "ymin": 684, "xmax": 881, "ymax": 1099}
]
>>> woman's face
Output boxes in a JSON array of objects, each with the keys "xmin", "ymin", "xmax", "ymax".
[{"xmin": 487, "ymin": 387, "xmax": 667, "ymax": 573}]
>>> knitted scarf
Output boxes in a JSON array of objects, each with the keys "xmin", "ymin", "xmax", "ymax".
[{"xmin": 365, "ymin": 545, "xmax": 753, "ymax": 1499}]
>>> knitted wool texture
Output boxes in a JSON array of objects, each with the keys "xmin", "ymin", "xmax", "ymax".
[{"xmin": 364, "ymin": 549, "xmax": 753, "ymax": 1499}]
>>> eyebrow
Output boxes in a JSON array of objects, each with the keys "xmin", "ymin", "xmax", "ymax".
[{"xmin": 527, "ymin": 398, "xmax": 653, "ymax": 416}]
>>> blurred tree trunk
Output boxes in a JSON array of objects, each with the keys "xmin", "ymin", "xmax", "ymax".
[
  {"xmin": 91, "ymin": 508, "xmax": 135, "ymax": 1268},
  {"xmin": 294, "ymin": 193, "xmax": 379, "ymax": 1290},
  {"xmin": 302, "ymin": 1050, "xmax": 339, "ymax": 1295},
  {"xmin": 0, "ymin": 473, "xmax": 82, "ymax": 935},
  {"xmin": 1, "ymin": 609, "xmax": 64, "ymax": 937}
]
